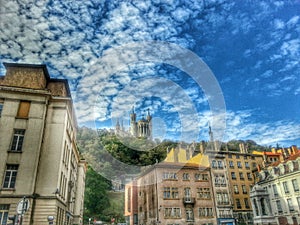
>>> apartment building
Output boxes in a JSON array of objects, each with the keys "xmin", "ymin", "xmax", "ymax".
[
  {"xmin": 209, "ymin": 152, "xmax": 235, "ymax": 225},
  {"xmin": 217, "ymin": 147, "xmax": 263, "ymax": 225},
  {"xmin": 250, "ymin": 147, "xmax": 300, "ymax": 225},
  {"xmin": 125, "ymin": 147, "xmax": 217, "ymax": 225},
  {"xmin": 0, "ymin": 63, "xmax": 86, "ymax": 225}
]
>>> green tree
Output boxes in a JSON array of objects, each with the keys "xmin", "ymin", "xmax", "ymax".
[{"xmin": 84, "ymin": 166, "xmax": 111, "ymax": 222}]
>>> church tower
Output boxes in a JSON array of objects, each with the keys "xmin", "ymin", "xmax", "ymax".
[
  {"xmin": 130, "ymin": 107, "xmax": 137, "ymax": 137},
  {"xmin": 129, "ymin": 107, "xmax": 152, "ymax": 139}
]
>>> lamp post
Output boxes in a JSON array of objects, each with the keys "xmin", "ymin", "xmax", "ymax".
[
  {"xmin": 47, "ymin": 216, "xmax": 54, "ymax": 225},
  {"xmin": 88, "ymin": 218, "xmax": 91, "ymax": 225}
]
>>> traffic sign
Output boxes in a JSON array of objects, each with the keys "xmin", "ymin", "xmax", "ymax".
[{"xmin": 16, "ymin": 198, "xmax": 30, "ymax": 215}]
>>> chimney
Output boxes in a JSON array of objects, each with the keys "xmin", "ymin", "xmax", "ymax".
[
  {"xmin": 174, "ymin": 147, "xmax": 179, "ymax": 162},
  {"xmin": 199, "ymin": 141, "xmax": 205, "ymax": 153},
  {"xmin": 239, "ymin": 143, "xmax": 245, "ymax": 153},
  {"xmin": 291, "ymin": 145, "xmax": 298, "ymax": 155}
]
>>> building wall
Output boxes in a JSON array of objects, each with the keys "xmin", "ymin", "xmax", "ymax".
[
  {"xmin": 0, "ymin": 63, "xmax": 86, "ymax": 225},
  {"xmin": 251, "ymin": 154, "xmax": 300, "ymax": 225},
  {"xmin": 209, "ymin": 154, "xmax": 234, "ymax": 221},
  {"xmin": 125, "ymin": 181, "xmax": 138, "ymax": 225},
  {"xmin": 136, "ymin": 164, "xmax": 217, "ymax": 225},
  {"xmin": 222, "ymin": 151, "xmax": 263, "ymax": 224}
]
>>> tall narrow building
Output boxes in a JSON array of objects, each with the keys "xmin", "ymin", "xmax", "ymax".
[{"xmin": 0, "ymin": 63, "xmax": 86, "ymax": 225}]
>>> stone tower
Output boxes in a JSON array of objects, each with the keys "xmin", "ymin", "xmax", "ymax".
[{"xmin": 130, "ymin": 107, "xmax": 152, "ymax": 139}]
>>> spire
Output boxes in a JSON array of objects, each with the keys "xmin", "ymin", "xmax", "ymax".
[
  {"xmin": 147, "ymin": 108, "xmax": 152, "ymax": 121},
  {"xmin": 115, "ymin": 118, "xmax": 121, "ymax": 132},
  {"xmin": 209, "ymin": 124, "xmax": 214, "ymax": 142}
]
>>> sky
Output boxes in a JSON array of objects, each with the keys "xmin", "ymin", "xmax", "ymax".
[{"xmin": 0, "ymin": 0, "xmax": 300, "ymax": 147}]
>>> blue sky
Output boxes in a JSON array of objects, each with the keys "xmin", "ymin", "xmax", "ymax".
[{"xmin": 0, "ymin": 0, "xmax": 300, "ymax": 147}]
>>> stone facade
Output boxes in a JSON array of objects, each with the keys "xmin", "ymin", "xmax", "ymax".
[
  {"xmin": 0, "ymin": 63, "xmax": 86, "ymax": 225},
  {"xmin": 250, "ymin": 148, "xmax": 300, "ymax": 225}
]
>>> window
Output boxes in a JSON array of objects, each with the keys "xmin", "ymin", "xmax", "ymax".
[
  {"xmin": 231, "ymin": 172, "xmax": 236, "ymax": 180},
  {"xmin": 236, "ymin": 199, "xmax": 241, "ymax": 209},
  {"xmin": 0, "ymin": 99, "xmax": 4, "ymax": 117},
  {"xmin": 292, "ymin": 179, "xmax": 299, "ymax": 192},
  {"xmin": 237, "ymin": 161, "xmax": 242, "ymax": 168},
  {"xmin": 276, "ymin": 200, "xmax": 283, "ymax": 213},
  {"xmin": 212, "ymin": 160, "xmax": 217, "ymax": 168},
  {"xmin": 214, "ymin": 174, "xmax": 226, "ymax": 187},
  {"xmin": 0, "ymin": 205, "xmax": 9, "ymax": 225},
  {"xmin": 245, "ymin": 162, "xmax": 250, "ymax": 169},
  {"xmin": 229, "ymin": 161, "xmax": 234, "ymax": 168},
  {"xmin": 297, "ymin": 197, "xmax": 300, "ymax": 208},
  {"xmin": 234, "ymin": 185, "xmax": 239, "ymax": 194},
  {"xmin": 236, "ymin": 154, "xmax": 240, "ymax": 159},
  {"xmin": 183, "ymin": 173, "xmax": 190, "ymax": 181},
  {"xmin": 272, "ymin": 184, "xmax": 278, "ymax": 197},
  {"xmin": 10, "ymin": 129, "xmax": 25, "ymax": 152},
  {"xmin": 228, "ymin": 154, "xmax": 232, "ymax": 158},
  {"xmin": 2, "ymin": 165, "xmax": 18, "ymax": 188},
  {"xmin": 199, "ymin": 208, "xmax": 213, "ymax": 217},
  {"xmin": 17, "ymin": 101, "xmax": 31, "ymax": 118},
  {"xmin": 163, "ymin": 187, "xmax": 179, "ymax": 199},
  {"xmin": 244, "ymin": 198, "xmax": 250, "ymax": 208},
  {"xmin": 287, "ymin": 198, "xmax": 294, "ymax": 212},
  {"xmin": 184, "ymin": 188, "xmax": 191, "ymax": 198},
  {"xmin": 216, "ymin": 192, "xmax": 229, "ymax": 205},
  {"xmin": 242, "ymin": 185, "xmax": 247, "ymax": 194},
  {"xmin": 163, "ymin": 172, "xmax": 177, "ymax": 180},
  {"xmin": 127, "ymin": 188, "xmax": 131, "ymax": 212},
  {"xmin": 217, "ymin": 160, "xmax": 224, "ymax": 169},
  {"xmin": 244, "ymin": 155, "xmax": 248, "ymax": 159},
  {"xmin": 164, "ymin": 208, "xmax": 181, "ymax": 218},
  {"xmin": 239, "ymin": 172, "xmax": 244, "ymax": 180},
  {"xmin": 186, "ymin": 208, "xmax": 194, "ymax": 221},
  {"xmin": 195, "ymin": 173, "xmax": 208, "ymax": 181},
  {"xmin": 283, "ymin": 181, "xmax": 289, "ymax": 194},
  {"xmin": 197, "ymin": 188, "xmax": 211, "ymax": 199},
  {"xmin": 247, "ymin": 172, "xmax": 252, "ymax": 180}
]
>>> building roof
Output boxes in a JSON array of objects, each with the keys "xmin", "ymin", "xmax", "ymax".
[
  {"xmin": 252, "ymin": 150, "xmax": 281, "ymax": 156},
  {"xmin": 164, "ymin": 147, "xmax": 210, "ymax": 167},
  {"xmin": 187, "ymin": 153, "xmax": 210, "ymax": 167},
  {"xmin": 270, "ymin": 151, "xmax": 300, "ymax": 167},
  {"xmin": 164, "ymin": 148, "xmax": 188, "ymax": 163}
]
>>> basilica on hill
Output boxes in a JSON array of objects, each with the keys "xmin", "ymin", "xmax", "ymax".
[{"xmin": 115, "ymin": 107, "xmax": 152, "ymax": 139}]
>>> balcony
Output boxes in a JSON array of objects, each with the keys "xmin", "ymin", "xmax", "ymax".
[{"xmin": 183, "ymin": 197, "xmax": 195, "ymax": 205}]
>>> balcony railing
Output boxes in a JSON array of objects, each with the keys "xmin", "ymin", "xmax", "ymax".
[{"xmin": 183, "ymin": 197, "xmax": 195, "ymax": 204}]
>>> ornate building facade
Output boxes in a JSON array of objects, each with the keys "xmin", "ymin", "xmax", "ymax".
[
  {"xmin": 0, "ymin": 63, "xmax": 86, "ymax": 225},
  {"xmin": 250, "ymin": 147, "xmax": 300, "ymax": 225}
]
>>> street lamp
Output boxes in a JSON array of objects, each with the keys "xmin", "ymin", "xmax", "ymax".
[
  {"xmin": 47, "ymin": 216, "xmax": 54, "ymax": 225},
  {"xmin": 88, "ymin": 218, "xmax": 91, "ymax": 225}
]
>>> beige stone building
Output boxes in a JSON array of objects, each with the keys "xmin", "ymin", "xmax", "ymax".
[{"xmin": 0, "ymin": 63, "xmax": 86, "ymax": 225}]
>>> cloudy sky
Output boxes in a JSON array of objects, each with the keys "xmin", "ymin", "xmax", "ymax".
[{"xmin": 0, "ymin": 0, "xmax": 299, "ymax": 147}]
